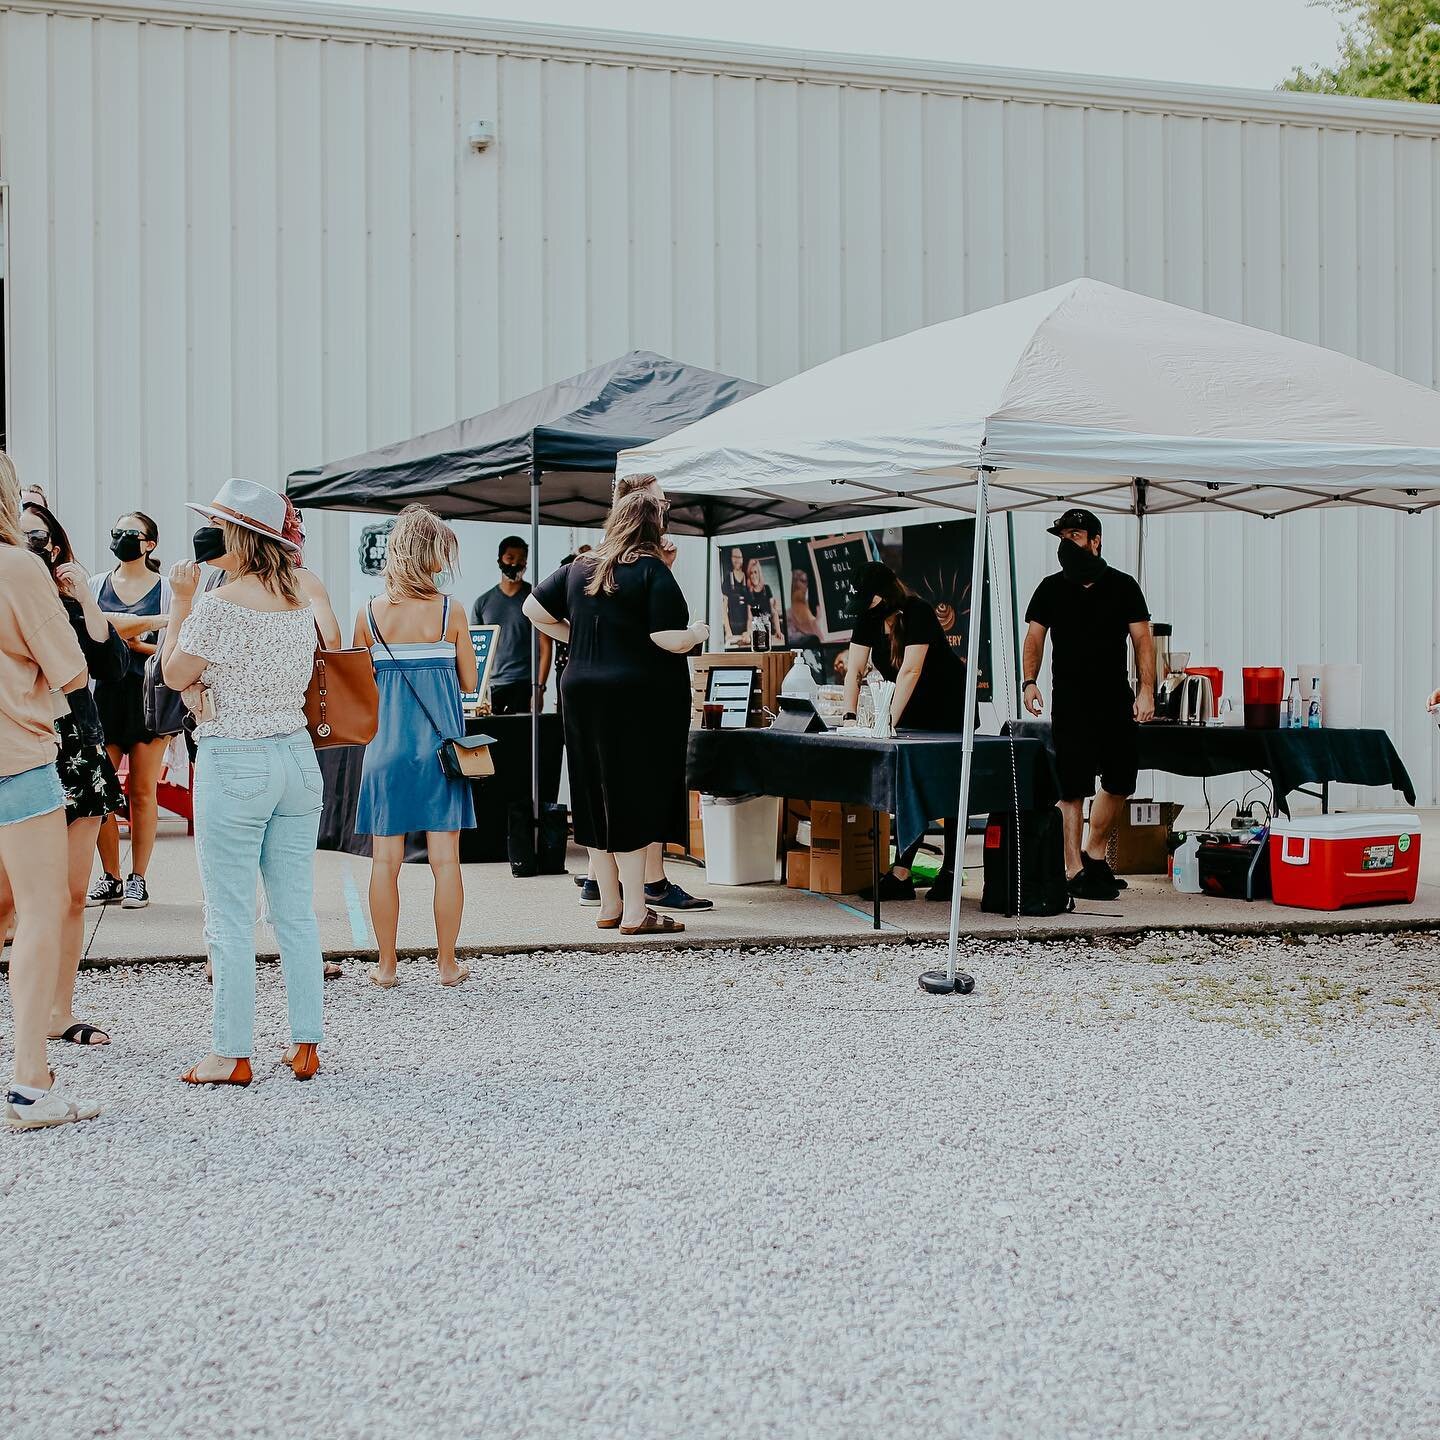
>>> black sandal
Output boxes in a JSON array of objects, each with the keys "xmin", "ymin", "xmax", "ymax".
[{"xmin": 56, "ymin": 1022, "xmax": 110, "ymax": 1047}]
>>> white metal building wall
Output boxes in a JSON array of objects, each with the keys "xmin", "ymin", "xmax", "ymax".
[{"xmin": 3, "ymin": 0, "xmax": 1440, "ymax": 800}]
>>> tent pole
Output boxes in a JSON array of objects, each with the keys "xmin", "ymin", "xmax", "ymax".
[
  {"xmin": 921, "ymin": 467, "xmax": 988, "ymax": 996},
  {"xmin": 1006, "ymin": 512, "xmax": 1022, "ymax": 698},
  {"xmin": 530, "ymin": 463, "xmax": 542, "ymax": 852},
  {"xmin": 1133, "ymin": 477, "xmax": 1149, "ymax": 586}
]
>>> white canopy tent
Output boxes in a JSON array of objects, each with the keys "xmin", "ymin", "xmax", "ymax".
[{"xmin": 616, "ymin": 278, "xmax": 1440, "ymax": 989}]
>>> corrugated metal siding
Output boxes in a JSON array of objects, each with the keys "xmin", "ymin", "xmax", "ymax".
[{"xmin": 3, "ymin": 2, "xmax": 1440, "ymax": 801}]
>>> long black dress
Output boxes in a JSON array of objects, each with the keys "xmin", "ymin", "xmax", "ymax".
[{"xmin": 533, "ymin": 554, "xmax": 690, "ymax": 853}]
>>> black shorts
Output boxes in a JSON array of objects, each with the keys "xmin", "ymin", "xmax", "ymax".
[{"xmin": 1052, "ymin": 714, "xmax": 1138, "ymax": 802}]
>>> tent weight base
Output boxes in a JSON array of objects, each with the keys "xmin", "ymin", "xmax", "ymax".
[{"xmin": 919, "ymin": 970, "xmax": 975, "ymax": 996}]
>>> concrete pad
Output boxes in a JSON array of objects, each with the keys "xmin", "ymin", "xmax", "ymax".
[{"xmin": 42, "ymin": 807, "xmax": 1440, "ymax": 967}]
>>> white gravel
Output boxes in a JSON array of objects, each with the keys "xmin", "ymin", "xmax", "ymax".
[{"xmin": 4, "ymin": 932, "xmax": 1440, "ymax": 1439}]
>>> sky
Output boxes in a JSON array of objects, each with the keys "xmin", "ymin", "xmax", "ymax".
[{"xmin": 313, "ymin": 0, "xmax": 1349, "ymax": 93}]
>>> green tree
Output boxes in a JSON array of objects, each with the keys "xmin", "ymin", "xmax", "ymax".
[{"xmin": 1283, "ymin": 1, "xmax": 1440, "ymax": 103}]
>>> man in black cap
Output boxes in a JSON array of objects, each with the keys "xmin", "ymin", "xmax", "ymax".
[{"xmin": 1022, "ymin": 508, "xmax": 1154, "ymax": 902}]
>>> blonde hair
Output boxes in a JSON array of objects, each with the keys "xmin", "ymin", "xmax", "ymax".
[
  {"xmin": 614, "ymin": 473, "xmax": 659, "ymax": 503},
  {"xmin": 223, "ymin": 520, "xmax": 300, "ymax": 604},
  {"xmin": 0, "ymin": 451, "xmax": 23, "ymax": 548},
  {"xmin": 585, "ymin": 490, "xmax": 666, "ymax": 596},
  {"xmin": 383, "ymin": 504, "xmax": 458, "ymax": 601}
]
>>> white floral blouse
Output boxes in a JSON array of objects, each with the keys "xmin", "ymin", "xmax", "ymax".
[{"xmin": 178, "ymin": 594, "xmax": 317, "ymax": 740}]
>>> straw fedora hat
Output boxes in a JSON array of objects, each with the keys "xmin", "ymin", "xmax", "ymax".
[{"xmin": 187, "ymin": 478, "xmax": 300, "ymax": 552}]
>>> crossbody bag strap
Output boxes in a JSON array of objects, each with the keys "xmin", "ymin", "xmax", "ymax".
[{"xmin": 368, "ymin": 606, "xmax": 451, "ymax": 746}]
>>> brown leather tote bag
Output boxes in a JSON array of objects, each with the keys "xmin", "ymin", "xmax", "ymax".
[{"xmin": 304, "ymin": 625, "xmax": 379, "ymax": 749}]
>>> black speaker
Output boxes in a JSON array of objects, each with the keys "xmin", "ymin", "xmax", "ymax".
[{"xmin": 508, "ymin": 801, "xmax": 569, "ymax": 877}]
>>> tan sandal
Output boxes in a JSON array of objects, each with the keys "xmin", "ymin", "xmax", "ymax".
[
  {"xmin": 619, "ymin": 910, "xmax": 685, "ymax": 936},
  {"xmin": 440, "ymin": 967, "xmax": 471, "ymax": 988},
  {"xmin": 596, "ymin": 916, "xmax": 622, "ymax": 930},
  {"xmin": 368, "ymin": 966, "xmax": 398, "ymax": 989}
]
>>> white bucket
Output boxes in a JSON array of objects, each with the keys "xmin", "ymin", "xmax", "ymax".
[{"xmin": 700, "ymin": 794, "xmax": 782, "ymax": 885}]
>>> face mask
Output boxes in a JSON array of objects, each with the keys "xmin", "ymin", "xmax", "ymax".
[
  {"xmin": 192, "ymin": 526, "xmax": 227, "ymax": 565},
  {"xmin": 1057, "ymin": 539, "xmax": 1108, "ymax": 583},
  {"xmin": 111, "ymin": 532, "xmax": 145, "ymax": 563},
  {"xmin": 24, "ymin": 531, "xmax": 53, "ymax": 561},
  {"xmin": 499, "ymin": 560, "xmax": 525, "ymax": 581}
]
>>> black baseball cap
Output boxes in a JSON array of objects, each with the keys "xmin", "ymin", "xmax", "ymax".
[{"xmin": 1046, "ymin": 508, "xmax": 1102, "ymax": 538}]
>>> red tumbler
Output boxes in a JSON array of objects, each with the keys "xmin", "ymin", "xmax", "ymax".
[{"xmin": 1242, "ymin": 666, "xmax": 1285, "ymax": 729}]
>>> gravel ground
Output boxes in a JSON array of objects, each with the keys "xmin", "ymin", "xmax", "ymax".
[{"xmin": 4, "ymin": 932, "xmax": 1440, "ymax": 1439}]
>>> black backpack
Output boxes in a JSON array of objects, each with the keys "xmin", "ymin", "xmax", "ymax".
[{"xmin": 980, "ymin": 807, "xmax": 1074, "ymax": 917}]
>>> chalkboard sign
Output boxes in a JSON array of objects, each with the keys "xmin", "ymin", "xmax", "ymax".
[
  {"xmin": 807, "ymin": 533, "xmax": 873, "ymax": 642},
  {"xmin": 462, "ymin": 624, "xmax": 500, "ymax": 706}
]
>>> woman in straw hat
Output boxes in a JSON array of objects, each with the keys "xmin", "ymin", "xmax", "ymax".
[{"xmin": 162, "ymin": 478, "xmax": 326, "ymax": 1086}]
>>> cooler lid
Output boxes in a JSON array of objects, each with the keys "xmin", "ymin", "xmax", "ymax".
[{"xmin": 1270, "ymin": 811, "xmax": 1421, "ymax": 840}]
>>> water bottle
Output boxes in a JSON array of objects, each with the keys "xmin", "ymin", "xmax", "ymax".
[
  {"xmin": 1172, "ymin": 833, "xmax": 1202, "ymax": 894},
  {"xmin": 780, "ymin": 649, "xmax": 818, "ymax": 701},
  {"xmin": 1307, "ymin": 674, "xmax": 1322, "ymax": 729}
]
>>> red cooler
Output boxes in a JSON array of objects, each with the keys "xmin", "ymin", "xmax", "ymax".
[{"xmin": 1269, "ymin": 812, "xmax": 1422, "ymax": 910}]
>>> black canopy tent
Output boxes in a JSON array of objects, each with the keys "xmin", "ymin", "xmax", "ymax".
[{"xmin": 287, "ymin": 349, "xmax": 888, "ymax": 860}]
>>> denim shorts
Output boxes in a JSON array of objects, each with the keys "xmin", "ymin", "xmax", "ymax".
[{"xmin": 0, "ymin": 762, "xmax": 66, "ymax": 827}]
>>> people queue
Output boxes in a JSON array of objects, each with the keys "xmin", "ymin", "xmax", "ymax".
[
  {"xmin": 0, "ymin": 458, "xmax": 709, "ymax": 1130},
  {"xmin": 9, "ymin": 458, "xmax": 1130, "ymax": 1131}
]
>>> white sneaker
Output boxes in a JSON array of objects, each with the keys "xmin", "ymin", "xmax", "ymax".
[{"xmin": 5, "ymin": 1088, "xmax": 102, "ymax": 1131}]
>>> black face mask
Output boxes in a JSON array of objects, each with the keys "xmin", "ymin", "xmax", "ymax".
[
  {"xmin": 111, "ymin": 532, "xmax": 145, "ymax": 563},
  {"xmin": 1057, "ymin": 539, "xmax": 1108, "ymax": 584},
  {"xmin": 193, "ymin": 525, "xmax": 227, "ymax": 565},
  {"xmin": 25, "ymin": 532, "xmax": 53, "ymax": 562},
  {"xmin": 499, "ymin": 560, "xmax": 525, "ymax": 581}
]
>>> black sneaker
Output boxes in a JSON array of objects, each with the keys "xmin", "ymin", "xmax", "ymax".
[
  {"xmin": 577, "ymin": 878, "xmax": 601, "ymax": 907},
  {"xmin": 924, "ymin": 871, "xmax": 955, "ymax": 902},
  {"xmin": 121, "ymin": 874, "xmax": 149, "ymax": 910},
  {"xmin": 645, "ymin": 880, "xmax": 713, "ymax": 911},
  {"xmin": 86, "ymin": 874, "xmax": 123, "ymax": 907},
  {"xmin": 1070, "ymin": 856, "xmax": 1121, "ymax": 902},
  {"xmin": 856, "ymin": 871, "xmax": 917, "ymax": 903}
]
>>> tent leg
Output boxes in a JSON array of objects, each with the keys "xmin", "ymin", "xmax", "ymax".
[
  {"xmin": 921, "ymin": 468, "xmax": 989, "ymax": 997},
  {"xmin": 530, "ymin": 465, "xmax": 542, "ymax": 860},
  {"xmin": 1006, "ymin": 512, "xmax": 1022, "ymax": 698}
]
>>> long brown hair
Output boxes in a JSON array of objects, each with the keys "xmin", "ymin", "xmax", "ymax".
[
  {"xmin": 0, "ymin": 451, "xmax": 22, "ymax": 548},
  {"xmin": 23, "ymin": 502, "xmax": 75, "ymax": 569},
  {"xmin": 585, "ymin": 490, "xmax": 667, "ymax": 596},
  {"xmin": 224, "ymin": 520, "xmax": 300, "ymax": 603}
]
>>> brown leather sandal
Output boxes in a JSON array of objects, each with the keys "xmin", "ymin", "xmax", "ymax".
[
  {"xmin": 286, "ymin": 1043, "xmax": 320, "ymax": 1081},
  {"xmin": 596, "ymin": 916, "xmax": 623, "ymax": 930},
  {"xmin": 181, "ymin": 1057, "xmax": 253, "ymax": 1087},
  {"xmin": 619, "ymin": 910, "xmax": 685, "ymax": 936}
]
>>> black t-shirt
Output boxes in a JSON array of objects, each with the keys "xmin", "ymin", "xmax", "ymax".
[
  {"xmin": 852, "ymin": 595, "xmax": 964, "ymax": 731},
  {"xmin": 1025, "ymin": 566, "xmax": 1149, "ymax": 717}
]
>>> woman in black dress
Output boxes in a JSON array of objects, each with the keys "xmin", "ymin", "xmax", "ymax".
[
  {"xmin": 843, "ymin": 562, "xmax": 966, "ymax": 903},
  {"xmin": 0, "ymin": 502, "xmax": 127, "ymax": 1044},
  {"xmin": 526, "ymin": 490, "xmax": 707, "ymax": 936}
]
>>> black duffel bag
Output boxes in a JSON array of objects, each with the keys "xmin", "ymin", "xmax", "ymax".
[
  {"xmin": 507, "ymin": 800, "xmax": 569, "ymax": 877},
  {"xmin": 981, "ymin": 807, "xmax": 1074, "ymax": 917}
]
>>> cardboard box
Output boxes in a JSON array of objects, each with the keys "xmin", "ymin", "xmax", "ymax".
[
  {"xmin": 807, "ymin": 805, "xmax": 890, "ymax": 894},
  {"xmin": 785, "ymin": 848, "xmax": 811, "ymax": 890},
  {"xmin": 1106, "ymin": 799, "xmax": 1183, "ymax": 875}
]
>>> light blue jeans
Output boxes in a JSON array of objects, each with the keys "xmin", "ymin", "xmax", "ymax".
[{"xmin": 194, "ymin": 732, "xmax": 324, "ymax": 1058}]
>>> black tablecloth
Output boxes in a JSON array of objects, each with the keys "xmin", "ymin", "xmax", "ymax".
[
  {"xmin": 686, "ymin": 729, "xmax": 1059, "ymax": 851},
  {"xmin": 1006, "ymin": 720, "xmax": 1415, "ymax": 816},
  {"xmin": 318, "ymin": 714, "xmax": 564, "ymax": 863}
]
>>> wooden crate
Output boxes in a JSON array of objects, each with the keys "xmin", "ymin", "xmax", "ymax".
[{"xmin": 689, "ymin": 650, "xmax": 793, "ymax": 727}]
